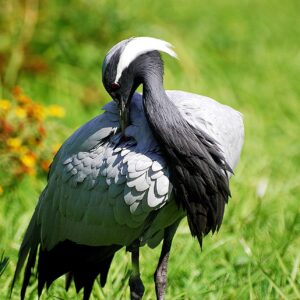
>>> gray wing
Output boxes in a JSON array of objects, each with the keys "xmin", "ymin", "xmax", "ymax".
[
  {"xmin": 166, "ymin": 90, "xmax": 244, "ymax": 171},
  {"xmin": 37, "ymin": 90, "xmax": 243, "ymax": 251},
  {"xmin": 37, "ymin": 97, "xmax": 176, "ymax": 251}
]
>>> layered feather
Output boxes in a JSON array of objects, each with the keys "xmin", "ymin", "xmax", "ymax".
[{"xmin": 12, "ymin": 91, "xmax": 243, "ymax": 298}]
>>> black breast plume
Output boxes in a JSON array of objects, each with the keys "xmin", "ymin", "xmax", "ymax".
[{"xmin": 144, "ymin": 92, "xmax": 232, "ymax": 246}]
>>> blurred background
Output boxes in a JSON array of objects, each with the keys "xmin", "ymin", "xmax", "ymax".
[{"xmin": 0, "ymin": 0, "xmax": 299, "ymax": 299}]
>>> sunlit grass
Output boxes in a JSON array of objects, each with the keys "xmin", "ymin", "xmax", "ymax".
[{"xmin": 1, "ymin": 0, "xmax": 299, "ymax": 299}]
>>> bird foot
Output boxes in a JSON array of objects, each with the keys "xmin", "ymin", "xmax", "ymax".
[{"xmin": 129, "ymin": 274, "xmax": 145, "ymax": 300}]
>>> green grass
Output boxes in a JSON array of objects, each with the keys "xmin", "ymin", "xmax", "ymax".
[{"xmin": 1, "ymin": 0, "xmax": 300, "ymax": 299}]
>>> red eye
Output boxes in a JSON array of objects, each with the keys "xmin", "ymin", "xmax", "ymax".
[{"xmin": 110, "ymin": 82, "xmax": 120, "ymax": 90}]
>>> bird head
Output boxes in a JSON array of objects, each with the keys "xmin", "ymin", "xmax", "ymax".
[{"xmin": 102, "ymin": 37, "xmax": 177, "ymax": 132}]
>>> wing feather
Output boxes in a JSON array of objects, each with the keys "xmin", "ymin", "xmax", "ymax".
[
  {"xmin": 147, "ymin": 182, "xmax": 166, "ymax": 208},
  {"xmin": 14, "ymin": 90, "xmax": 243, "ymax": 299}
]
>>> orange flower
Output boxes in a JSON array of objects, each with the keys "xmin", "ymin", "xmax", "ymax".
[
  {"xmin": 12, "ymin": 87, "xmax": 32, "ymax": 106},
  {"xmin": 38, "ymin": 125, "xmax": 46, "ymax": 136},
  {"xmin": 0, "ymin": 186, "xmax": 3, "ymax": 195},
  {"xmin": 40, "ymin": 159, "xmax": 51, "ymax": 172},
  {"xmin": 17, "ymin": 94, "xmax": 32, "ymax": 106},
  {"xmin": 24, "ymin": 166, "xmax": 36, "ymax": 176},
  {"xmin": 12, "ymin": 86, "xmax": 22, "ymax": 98},
  {"xmin": 27, "ymin": 103, "xmax": 44, "ymax": 121},
  {"xmin": 0, "ymin": 120, "xmax": 14, "ymax": 135}
]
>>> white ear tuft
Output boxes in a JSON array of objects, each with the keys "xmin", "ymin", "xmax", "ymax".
[{"xmin": 115, "ymin": 37, "xmax": 177, "ymax": 82}]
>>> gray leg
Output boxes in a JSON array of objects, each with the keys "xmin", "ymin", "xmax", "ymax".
[
  {"xmin": 128, "ymin": 243, "xmax": 144, "ymax": 300},
  {"xmin": 154, "ymin": 220, "xmax": 181, "ymax": 300}
]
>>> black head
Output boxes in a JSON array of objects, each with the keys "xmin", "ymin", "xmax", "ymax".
[{"xmin": 102, "ymin": 37, "xmax": 177, "ymax": 129}]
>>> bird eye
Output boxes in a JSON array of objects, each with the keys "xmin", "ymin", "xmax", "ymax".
[{"xmin": 110, "ymin": 82, "xmax": 120, "ymax": 90}]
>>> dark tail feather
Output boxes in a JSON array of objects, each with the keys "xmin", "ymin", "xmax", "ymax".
[
  {"xmin": 12, "ymin": 209, "xmax": 121, "ymax": 300},
  {"xmin": 11, "ymin": 210, "xmax": 40, "ymax": 299},
  {"xmin": 71, "ymin": 253, "xmax": 115, "ymax": 299},
  {"xmin": 37, "ymin": 240, "xmax": 121, "ymax": 299},
  {"xmin": 72, "ymin": 253, "xmax": 115, "ymax": 300},
  {"xmin": 99, "ymin": 254, "xmax": 115, "ymax": 287},
  {"xmin": 21, "ymin": 244, "xmax": 38, "ymax": 300},
  {"xmin": 65, "ymin": 272, "xmax": 73, "ymax": 291}
]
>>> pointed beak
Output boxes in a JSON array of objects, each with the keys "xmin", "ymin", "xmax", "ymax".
[{"xmin": 117, "ymin": 96, "xmax": 129, "ymax": 133}]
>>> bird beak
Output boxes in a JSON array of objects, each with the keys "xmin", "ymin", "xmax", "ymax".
[{"xmin": 118, "ymin": 96, "xmax": 129, "ymax": 133}]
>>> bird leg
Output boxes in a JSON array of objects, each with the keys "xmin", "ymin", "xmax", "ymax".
[
  {"xmin": 127, "ymin": 242, "xmax": 144, "ymax": 300},
  {"xmin": 154, "ymin": 220, "xmax": 180, "ymax": 300}
]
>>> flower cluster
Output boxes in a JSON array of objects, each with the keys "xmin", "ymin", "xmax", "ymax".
[{"xmin": 0, "ymin": 87, "xmax": 66, "ymax": 193}]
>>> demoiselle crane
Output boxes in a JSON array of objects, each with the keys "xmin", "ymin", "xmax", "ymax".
[{"xmin": 12, "ymin": 37, "xmax": 244, "ymax": 300}]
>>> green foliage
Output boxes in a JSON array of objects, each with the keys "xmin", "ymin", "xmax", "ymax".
[
  {"xmin": 0, "ymin": 252, "xmax": 9, "ymax": 277},
  {"xmin": 0, "ymin": 0, "xmax": 299, "ymax": 299}
]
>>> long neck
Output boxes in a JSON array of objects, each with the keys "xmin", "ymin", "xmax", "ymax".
[{"xmin": 142, "ymin": 72, "xmax": 184, "ymax": 142}]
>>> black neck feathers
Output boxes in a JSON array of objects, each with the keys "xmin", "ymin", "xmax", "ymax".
[{"xmin": 142, "ymin": 70, "xmax": 232, "ymax": 245}]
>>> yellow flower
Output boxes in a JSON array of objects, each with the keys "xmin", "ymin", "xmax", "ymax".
[
  {"xmin": 20, "ymin": 153, "xmax": 36, "ymax": 168},
  {"xmin": 0, "ymin": 99, "xmax": 11, "ymax": 111},
  {"xmin": 52, "ymin": 143, "xmax": 62, "ymax": 154},
  {"xmin": 47, "ymin": 105, "xmax": 65, "ymax": 118},
  {"xmin": 15, "ymin": 107, "xmax": 27, "ymax": 118},
  {"xmin": 0, "ymin": 186, "xmax": 3, "ymax": 195},
  {"xmin": 7, "ymin": 137, "xmax": 22, "ymax": 149}
]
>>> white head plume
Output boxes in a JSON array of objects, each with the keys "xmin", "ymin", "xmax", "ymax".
[{"xmin": 114, "ymin": 37, "xmax": 177, "ymax": 82}]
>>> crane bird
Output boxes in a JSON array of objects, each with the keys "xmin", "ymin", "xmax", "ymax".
[{"xmin": 12, "ymin": 37, "xmax": 244, "ymax": 300}]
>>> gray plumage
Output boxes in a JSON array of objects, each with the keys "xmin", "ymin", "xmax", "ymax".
[{"xmin": 12, "ymin": 37, "xmax": 244, "ymax": 300}]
